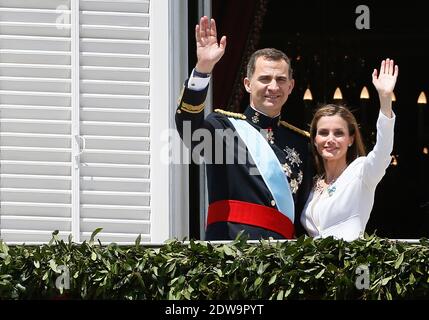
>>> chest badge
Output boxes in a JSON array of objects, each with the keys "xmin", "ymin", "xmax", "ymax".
[
  {"xmin": 266, "ymin": 127, "xmax": 275, "ymax": 144},
  {"xmin": 284, "ymin": 146, "xmax": 302, "ymax": 167}
]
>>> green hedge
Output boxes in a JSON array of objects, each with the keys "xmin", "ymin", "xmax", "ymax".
[{"xmin": 1, "ymin": 229, "xmax": 429, "ymax": 299}]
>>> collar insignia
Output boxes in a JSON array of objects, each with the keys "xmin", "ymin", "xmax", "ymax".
[{"xmin": 252, "ymin": 111, "xmax": 260, "ymax": 124}]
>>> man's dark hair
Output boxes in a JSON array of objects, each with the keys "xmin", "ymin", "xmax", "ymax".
[{"xmin": 246, "ymin": 48, "xmax": 293, "ymax": 79}]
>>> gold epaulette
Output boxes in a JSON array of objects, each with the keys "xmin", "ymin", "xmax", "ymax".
[
  {"xmin": 214, "ymin": 109, "xmax": 246, "ymax": 120},
  {"xmin": 279, "ymin": 120, "xmax": 310, "ymax": 138}
]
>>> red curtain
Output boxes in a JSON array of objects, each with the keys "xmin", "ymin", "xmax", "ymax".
[{"xmin": 212, "ymin": 0, "xmax": 269, "ymax": 112}]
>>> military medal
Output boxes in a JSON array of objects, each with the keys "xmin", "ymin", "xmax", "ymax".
[{"xmin": 266, "ymin": 127, "xmax": 274, "ymax": 144}]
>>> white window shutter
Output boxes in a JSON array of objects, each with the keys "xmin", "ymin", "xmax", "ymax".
[
  {"xmin": 0, "ymin": 0, "xmax": 73, "ymax": 243},
  {"xmin": 78, "ymin": 0, "xmax": 151, "ymax": 244},
  {"xmin": 0, "ymin": 0, "xmax": 175, "ymax": 245}
]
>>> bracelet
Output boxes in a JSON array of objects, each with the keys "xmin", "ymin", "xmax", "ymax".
[{"xmin": 193, "ymin": 69, "xmax": 211, "ymax": 78}]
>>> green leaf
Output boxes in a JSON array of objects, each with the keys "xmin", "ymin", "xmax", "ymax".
[
  {"xmin": 89, "ymin": 228, "xmax": 103, "ymax": 245},
  {"xmin": 183, "ymin": 289, "xmax": 191, "ymax": 300},
  {"xmin": 177, "ymin": 276, "xmax": 185, "ymax": 285},
  {"xmin": 91, "ymin": 251, "xmax": 97, "ymax": 261},
  {"xmin": 34, "ymin": 261, "xmax": 40, "ymax": 269},
  {"xmin": 409, "ymin": 273, "xmax": 416, "ymax": 285},
  {"xmin": 386, "ymin": 290, "xmax": 393, "ymax": 300},
  {"xmin": 169, "ymin": 277, "xmax": 179, "ymax": 286},
  {"xmin": 257, "ymin": 261, "xmax": 266, "ymax": 275},
  {"xmin": 153, "ymin": 267, "xmax": 159, "ymax": 276},
  {"xmin": 49, "ymin": 259, "xmax": 58, "ymax": 272},
  {"xmin": 276, "ymin": 289, "xmax": 284, "ymax": 300},
  {"xmin": 167, "ymin": 263, "xmax": 176, "ymax": 274},
  {"xmin": 395, "ymin": 282, "xmax": 402, "ymax": 295},
  {"xmin": 254, "ymin": 277, "xmax": 263, "ymax": 288},
  {"xmin": 0, "ymin": 241, "xmax": 9, "ymax": 255},
  {"xmin": 16, "ymin": 284, "xmax": 26, "ymax": 292},
  {"xmin": 268, "ymin": 274, "xmax": 277, "ymax": 285},
  {"xmin": 381, "ymin": 276, "xmax": 393, "ymax": 286},
  {"xmin": 315, "ymin": 268, "xmax": 325, "ymax": 279},
  {"xmin": 222, "ymin": 245, "xmax": 234, "ymax": 257},
  {"xmin": 135, "ymin": 234, "xmax": 142, "ymax": 247},
  {"xmin": 48, "ymin": 230, "xmax": 59, "ymax": 246},
  {"xmin": 284, "ymin": 287, "xmax": 292, "ymax": 298},
  {"xmin": 394, "ymin": 253, "xmax": 404, "ymax": 269},
  {"xmin": 167, "ymin": 290, "xmax": 177, "ymax": 300}
]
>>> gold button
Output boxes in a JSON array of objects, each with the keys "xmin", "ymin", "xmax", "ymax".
[
  {"xmin": 270, "ymin": 200, "xmax": 276, "ymax": 206},
  {"xmin": 177, "ymin": 109, "xmax": 182, "ymax": 114}
]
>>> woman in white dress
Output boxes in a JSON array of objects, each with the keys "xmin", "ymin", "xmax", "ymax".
[{"xmin": 301, "ymin": 58, "xmax": 398, "ymax": 241}]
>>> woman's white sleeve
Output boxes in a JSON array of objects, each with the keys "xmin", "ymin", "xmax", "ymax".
[{"xmin": 362, "ymin": 111, "xmax": 396, "ymax": 187}]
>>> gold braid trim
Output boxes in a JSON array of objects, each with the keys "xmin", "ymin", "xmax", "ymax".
[
  {"xmin": 180, "ymin": 102, "xmax": 205, "ymax": 113},
  {"xmin": 214, "ymin": 109, "xmax": 246, "ymax": 120},
  {"xmin": 176, "ymin": 86, "xmax": 205, "ymax": 114},
  {"xmin": 279, "ymin": 120, "xmax": 310, "ymax": 138}
]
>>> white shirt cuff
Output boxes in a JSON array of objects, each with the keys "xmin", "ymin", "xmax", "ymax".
[{"xmin": 187, "ymin": 69, "xmax": 211, "ymax": 91}]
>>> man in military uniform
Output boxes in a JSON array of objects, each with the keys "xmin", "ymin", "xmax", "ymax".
[{"xmin": 175, "ymin": 16, "xmax": 312, "ymax": 240}]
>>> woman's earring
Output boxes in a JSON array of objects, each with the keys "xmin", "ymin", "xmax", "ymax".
[{"xmin": 348, "ymin": 144, "xmax": 352, "ymax": 147}]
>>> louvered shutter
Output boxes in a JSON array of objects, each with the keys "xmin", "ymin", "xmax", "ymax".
[
  {"xmin": 1, "ymin": 0, "xmax": 176, "ymax": 245},
  {"xmin": 0, "ymin": 0, "xmax": 72, "ymax": 243},
  {"xmin": 78, "ymin": 0, "xmax": 151, "ymax": 243}
]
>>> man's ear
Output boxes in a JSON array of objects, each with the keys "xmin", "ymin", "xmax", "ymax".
[
  {"xmin": 244, "ymin": 77, "xmax": 251, "ymax": 93},
  {"xmin": 288, "ymin": 79, "xmax": 295, "ymax": 94}
]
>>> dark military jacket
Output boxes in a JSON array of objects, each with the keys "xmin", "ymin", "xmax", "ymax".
[{"xmin": 175, "ymin": 81, "xmax": 312, "ymax": 240}]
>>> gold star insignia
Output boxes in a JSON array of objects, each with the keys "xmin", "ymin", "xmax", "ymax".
[
  {"xmin": 284, "ymin": 146, "xmax": 302, "ymax": 167},
  {"xmin": 290, "ymin": 179, "xmax": 299, "ymax": 194},
  {"xmin": 282, "ymin": 162, "xmax": 292, "ymax": 177}
]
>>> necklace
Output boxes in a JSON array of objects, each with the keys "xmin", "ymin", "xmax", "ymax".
[
  {"xmin": 314, "ymin": 176, "xmax": 328, "ymax": 194},
  {"xmin": 313, "ymin": 165, "xmax": 347, "ymax": 196},
  {"xmin": 314, "ymin": 175, "xmax": 337, "ymax": 196}
]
